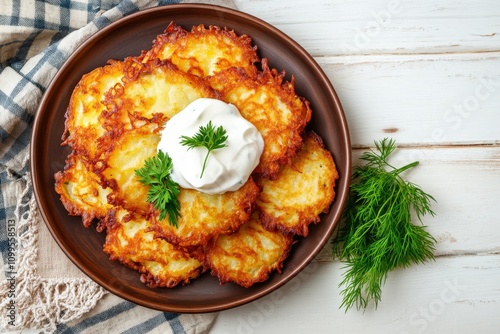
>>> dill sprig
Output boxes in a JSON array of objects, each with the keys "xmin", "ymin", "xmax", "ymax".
[
  {"xmin": 333, "ymin": 138, "xmax": 436, "ymax": 311},
  {"xmin": 135, "ymin": 150, "xmax": 181, "ymax": 228},
  {"xmin": 179, "ymin": 121, "xmax": 228, "ymax": 178}
]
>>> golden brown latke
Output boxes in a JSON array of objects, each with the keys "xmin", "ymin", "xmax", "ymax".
[
  {"xmin": 99, "ymin": 58, "xmax": 219, "ymax": 137},
  {"xmin": 147, "ymin": 22, "xmax": 259, "ymax": 77},
  {"xmin": 104, "ymin": 209, "xmax": 203, "ymax": 288},
  {"xmin": 205, "ymin": 213, "xmax": 294, "ymax": 288},
  {"xmin": 62, "ymin": 59, "xmax": 124, "ymax": 160},
  {"xmin": 256, "ymin": 132, "xmax": 339, "ymax": 237},
  {"xmin": 95, "ymin": 125, "xmax": 160, "ymax": 215},
  {"xmin": 54, "ymin": 154, "xmax": 112, "ymax": 229},
  {"xmin": 152, "ymin": 178, "xmax": 261, "ymax": 250},
  {"xmin": 208, "ymin": 59, "xmax": 312, "ymax": 179}
]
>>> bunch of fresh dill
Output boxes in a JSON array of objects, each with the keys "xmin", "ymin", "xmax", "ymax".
[{"xmin": 333, "ymin": 138, "xmax": 436, "ymax": 311}]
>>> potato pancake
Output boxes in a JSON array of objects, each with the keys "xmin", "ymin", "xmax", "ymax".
[
  {"xmin": 104, "ymin": 209, "xmax": 203, "ymax": 288},
  {"xmin": 99, "ymin": 59, "xmax": 219, "ymax": 137},
  {"xmin": 54, "ymin": 154, "xmax": 112, "ymax": 229},
  {"xmin": 205, "ymin": 213, "xmax": 294, "ymax": 288},
  {"xmin": 96, "ymin": 125, "xmax": 160, "ymax": 215},
  {"xmin": 147, "ymin": 22, "xmax": 259, "ymax": 77},
  {"xmin": 152, "ymin": 178, "xmax": 260, "ymax": 249},
  {"xmin": 63, "ymin": 60, "xmax": 124, "ymax": 160},
  {"xmin": 208, "ymin": 59, "xmax": 311, "ymax": 179},
  {"xmin": 256, "ymin": 132, "xmax": 339, "ymax": 236}
]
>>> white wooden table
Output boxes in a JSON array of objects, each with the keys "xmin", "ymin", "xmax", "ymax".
[{"xmin": 211, "ymin": 1, "xmax": 500, "ymax": 333}]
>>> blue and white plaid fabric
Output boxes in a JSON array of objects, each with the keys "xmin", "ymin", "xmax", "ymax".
[{"xmin": 0, "ymin": 0, "xmax": 233, "ymax": 332}]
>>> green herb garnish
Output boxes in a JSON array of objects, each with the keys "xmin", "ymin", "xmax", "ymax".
[
  {"xmin": 135, "ymin": 150, "xmax": 181, "ymax": 227},
  {"xmin": 179, "ymin": 120, "xmax": 228, "ymax": 178},
  {"xmin": 333, "ymin": 138, "xmax": 436, "ymax": 311}
]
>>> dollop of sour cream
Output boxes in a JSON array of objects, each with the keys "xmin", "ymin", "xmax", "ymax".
[{"xmin": 157, "ymin": 98, "xmax": 264, "ymax": 195}]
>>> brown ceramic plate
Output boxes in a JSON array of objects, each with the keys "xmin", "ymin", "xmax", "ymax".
[{"xmin": 31, "ymin": 4, "xmax": 351, "ymax": 313}]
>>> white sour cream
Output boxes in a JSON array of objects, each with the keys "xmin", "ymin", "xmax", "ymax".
[{"xmin": 157, "ymin": 98, "xmax": 264, "ymax": 194}]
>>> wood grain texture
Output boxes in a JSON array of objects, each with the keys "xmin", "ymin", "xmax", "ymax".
[{"xmin": 319, "ymin": 54, "xmax": 500, "ymax": 146}]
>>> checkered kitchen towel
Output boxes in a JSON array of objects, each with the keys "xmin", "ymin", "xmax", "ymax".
[{"xmin": 0, "ymin": 0, "xmax": 235, "ymax": 333}]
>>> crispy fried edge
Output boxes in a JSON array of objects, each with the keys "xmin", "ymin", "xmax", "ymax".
[
  {"xmin": 54, "ymin": 153, "xmax": 112, "ymax": 230},
  {"xmin": 146, "ymin": 22, "xmax": 260, "ymax": 77},
  {"xmin": 104, "ymin": 210, "xmax": 204, "ymax": 288},
  {"xmin": 61, "ymin": 60, "xmax": 126, "ymax": 155}
]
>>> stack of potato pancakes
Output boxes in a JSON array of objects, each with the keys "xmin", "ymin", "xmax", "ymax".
[{"xmin": 54, "ymin": 22, "xmax": 339, "ymax": 289}]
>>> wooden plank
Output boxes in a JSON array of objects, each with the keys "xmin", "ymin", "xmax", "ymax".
[
  {"xmin": 211, "ymin": 254, "xmax": 500, "ymax": 333},
  {"xmin": 314, "ymin": 145, "xmax": 500, "ymax": 261},
  {"xmin": 316, "ymin": 53, "xmax": 500, "ymax": 147},
  {"xmin": 234, "ymin": 0, "xmax": 500, "ymax": 56}
]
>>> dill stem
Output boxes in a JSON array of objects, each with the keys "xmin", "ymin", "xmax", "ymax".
[{"xmin": 392, "ymin": 161, "xmax": 419, "ymax": 175}]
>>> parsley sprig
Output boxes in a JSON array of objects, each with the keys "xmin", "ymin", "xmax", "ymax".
[
  {"xmin": 333, "ymin": 138, "xmax": 436, "ymax": 311},
  {"xmin": 179, "ymin": 121, "xmax": 228, "ymax": 178},
  {"xmin": 135, "ymin": 150, "xmax": 181, "ymax": 227}
]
